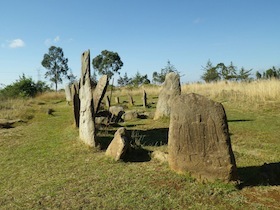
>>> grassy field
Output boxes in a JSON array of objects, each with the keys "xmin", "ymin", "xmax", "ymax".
[{"xmin": 0, "ymin": 81, "xmax": 279, "ymax": 209}]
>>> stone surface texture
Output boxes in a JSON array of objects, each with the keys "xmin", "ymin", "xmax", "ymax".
[
  {"xmin": 65, "ymin": 84, "xmax": 72, "ymax": 102},
  {"xmin": 105, "ymin": 127, "xmax": 131, "ymax": 161},
  {"xmin": 79, "ymin": 50, "xmax": 96, "ymax": 147},
  {"xmin": 154, "ymin": 72, "xmax": 181, "ymax": 120},
  {"xmin": 168, "ymin": 93, "xmax": 237, "ymax": 182},
  {"xmin": 93, "ymin": 75, "xmax": 109, "ymax": 114},
  {"xmin": 122, "ymin": 110, "xmax": 138, "ymax": 121}
]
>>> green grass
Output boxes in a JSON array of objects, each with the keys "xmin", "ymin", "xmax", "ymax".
[{"xmin": 0, "ymin": 92, "xmax": 279, "ymax": 209}]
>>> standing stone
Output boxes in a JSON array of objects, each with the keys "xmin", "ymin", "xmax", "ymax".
[
  {"xmin": 168, "ymin": 93, "xmax": 237, "ymax": 182},
  {"xmin": 122, "ymin": 110, "xmax": 138, "ymax": 121},
  {"xmin": 128, "ymin": 94, "xmax": 134, "ymax": 106},
  {"xmin": 115, "ymin": 96, "xmax": 120, "ymax": 104},
  {"xmin": 143, "ymin": 90, "xmax": 147, "ymax": 108},
  {"xmin": 65, "ymin": 84, "xmax": 72, "ymax": 103},
  {"xmin": 79, "ymin": 50, "xmax": 96, "ymax": 147},
  {"xmin": 93, "ymin": 75, "xmax": 109, "ymax": 114},
  {"xmin": 105, "ymin": 95, "xmax": 111, "ymax": 108},
  {"xmin": 105, "ymin": 127, "xmax": 131, "ymax": 161},
  {"xmin": 154, "ymin": 72, "xmax": 181, "ymax": 120},
  {"xmin": 71, "ymin": 81, "xmax": 80, "ymax": 127},
  {"xmin": 109, "ymin": 106, "xmax": 124, "ymax": 122}
]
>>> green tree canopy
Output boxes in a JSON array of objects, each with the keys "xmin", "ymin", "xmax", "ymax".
[
  {"xmin": 117, "ymin": 72, "xmax": 132, "ymax": 87},
  {"xmin": 237, "ymin": 67, "xmax": 252, "ymax": 81},
  {"xmin": 152, "ymin": 60, "xmax": 180, "ymax": 84},
  {"xmin": 92, "ymin": 50, "xmax": 123, "ymax": 80},
  {"xmin": 201, "ymin": 60, "xmax": 252, "ymax": 82},
  {"xmin": 130, "ymin": 71, "xmax": 150, "ymax": 87},
  {"xmin": 201, "ymin": 60, "xmax": 221, "ymax": 83},
  {"xmin": 41, "ymin": 46, "xmax": 73, "ymax": 92}
]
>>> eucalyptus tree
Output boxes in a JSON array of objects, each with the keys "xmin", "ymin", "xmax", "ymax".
[
  {"xmin": 41, "ymin": 46, "xmax": 73, "ymax": 91},
  {"xmin": 92, "ymin": 50, "xmax": 123, "ymax": 80}
]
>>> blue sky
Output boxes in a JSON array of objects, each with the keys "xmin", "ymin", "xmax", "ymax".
[{"xmin": 1, "ymin": 0, "xmax": 280, "ymax": 88}]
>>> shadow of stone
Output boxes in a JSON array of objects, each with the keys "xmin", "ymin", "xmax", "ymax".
[
  {"xmin": 123, "ymin": 147, "xmax": 151, "ymax": 162},
  {"xmin": 125, "ymin": 124, "xmax": 145, "ymax": 128},
  {"xmin": 227, "ymin": 119, "xmax": 254, "ymax": 123},
  {"xmin": 237, "ymin": 162, "xmax": 280, "ymax": 189},
  {"xmin": 0, "ymin": 124, "xmax": 14, "ymax": 129},
  {"xmin": 133, "ymin": 128, "xmax": 169, "ymax": 146},
  {"xmin": 97, "ymin": 135, "xmax": 113, "ymax": 150},
  {"xmin": 138, "ymin": 114, "xmax": 148, "ymax": 119}
]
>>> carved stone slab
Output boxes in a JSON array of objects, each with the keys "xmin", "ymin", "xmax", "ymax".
[{"xmin": 168, "ymin": 93, "xmax": 237, "ymax": 182}]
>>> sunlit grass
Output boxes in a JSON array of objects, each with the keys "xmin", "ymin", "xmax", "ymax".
[{"xmin": 0, "ymin": 81, "xmax": 280, "ymax": 209}]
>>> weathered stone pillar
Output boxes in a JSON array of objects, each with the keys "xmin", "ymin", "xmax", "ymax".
[
  {"xmin": 128, "ymin": 94, "xmax": 134, "ymax": 106},
  {"xmin": 143, "ymin": 90, "xmax": 147, "ymax": 108},
  {"xmin": 168, "ymin": 93, "xmax": 238, "ymax": 182},
  {"xmin": 115, "ymin": 96, "xmax": 120, "ymax": 104},
  {"xmin": 79, "ymin": 50, "xmax": 97, "ymax": 147},
  {"xmin": 65, "ymin": 84, "xmax": 72, "ymax": 104},
  {"xmin": 105, "ymin": 95, "xmax": 111, "ymax": 108},
  {"xmin": 93, "ymin": 75, "xmax": 109, "ymax": 114},
  {"xmin": 154, "ymin": 72, "xmax": 181, "ymax": 120}
]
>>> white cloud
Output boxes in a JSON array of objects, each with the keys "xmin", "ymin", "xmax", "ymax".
[
  {"xmin": 54, "ymin": 36, "xmax": 60, "ymax": 42},
  {"xmin": 44, "ymin": 35, "xmax": 60, "ymax": 46},
  {"xmin": 9, "ymin": 39, "xmax": 25, "ymax": 48}
]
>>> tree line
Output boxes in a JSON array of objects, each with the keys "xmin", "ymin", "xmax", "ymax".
[
  {"xmin": 2, "ymin": 45, "xmax": 280, "ymax": 99},
  {"xmin": 41, "ymin": 46, "xmax": 182, "ymax": 88},
  {"xmin": 201, "ymin": 60, "xmax": 280, "ymax": 83}
]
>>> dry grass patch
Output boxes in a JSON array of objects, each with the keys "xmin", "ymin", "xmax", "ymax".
[
  {"xmin": 182, "ymin": 80, "xmax": 280, "ymax": 105},
  {"xmin": 0, "ymin": 99, "xmax": 34, "ymax": 120},
  {"xmin": 36, "ymin": 91, "xmax": 65, "ymax": 101}
]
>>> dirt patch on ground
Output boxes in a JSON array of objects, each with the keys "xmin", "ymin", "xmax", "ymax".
[{"xmin": 241, "ymin": 186, "xmax": 280, "ymax": 209}]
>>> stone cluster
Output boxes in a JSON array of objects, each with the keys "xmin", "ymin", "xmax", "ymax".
[{"xmin": 67, "ymin": 51, "xmax": 238, "ymax": 182}]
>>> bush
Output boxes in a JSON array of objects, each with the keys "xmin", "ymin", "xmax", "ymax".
[{"xmin": 0, "ymin": 74, "xmax": 50, "ymax": 99}]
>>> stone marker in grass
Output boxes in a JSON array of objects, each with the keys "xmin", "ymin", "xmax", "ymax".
[
  {"xmin": 93, "ymin": 75, "xmax": 109, "ymax": 114},
  {"xmin": 79, "ymin": 50, "xmax": 97, "ymax": 147},
  {"xmin": 143, "ymin": 90, "xmax": 147, "ymax": 108},
  {"xmin": 65, "ymin": 84, "xmax": 72, "ymax": 104},
  {"xmin": 168, "ymin": 93, "xmax": 238, "ymax": 182},
  {"xmin": 105, "ymin": 127, "xmax": 131, "ymax": 161},
  {"xmin": 154, "ymin": 72, "xmax": 181, "ymax": 120}
]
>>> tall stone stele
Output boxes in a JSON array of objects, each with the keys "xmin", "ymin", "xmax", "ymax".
[
  {"xmin": 154, "ymin": 72, "xmax": 181, "ymax": 120},
  {"xmin": 79, "ymin": 50, "xmax": 97, "ymax": 147},
  {"xmin": 65, "ymin": 84, "xmax": 72, "ymax": 103},
  {"xmin": 168, "ymin": 93, "xmax": 238, "ymax": 182},
  {"xmin": 93, "ymin": 75, "xmax": 109, "ymax": 114}
]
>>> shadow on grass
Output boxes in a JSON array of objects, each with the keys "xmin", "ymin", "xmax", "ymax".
[
  {"xmin": 96, "ymin": 127, "xmax": 167, "ymax": 162},
  {"xmin": 227, "ymin": 119, "xmax": 254, "ymax": 123},
  {"xmin": 123, "ymin": 148, "xmax": 151, "ymax": 162},
  {"xmin": 237, "ymin": 162, "xmax": 280, "ymax": 189},
  {"xmin": 97, "ymin": 134, "xmax": 152, "ymax": 162},
  {"xmin": 97, "ymin": 136, "xmax": 113, "ymax": 150},
  {"xmin": 132, "ymin": 128, "xmax": 169, "ymax": 146}
]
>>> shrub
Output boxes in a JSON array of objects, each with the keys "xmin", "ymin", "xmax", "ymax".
[{"xmin": 0, "ymin": 74, "xmax": 50, "ymax": 99}]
